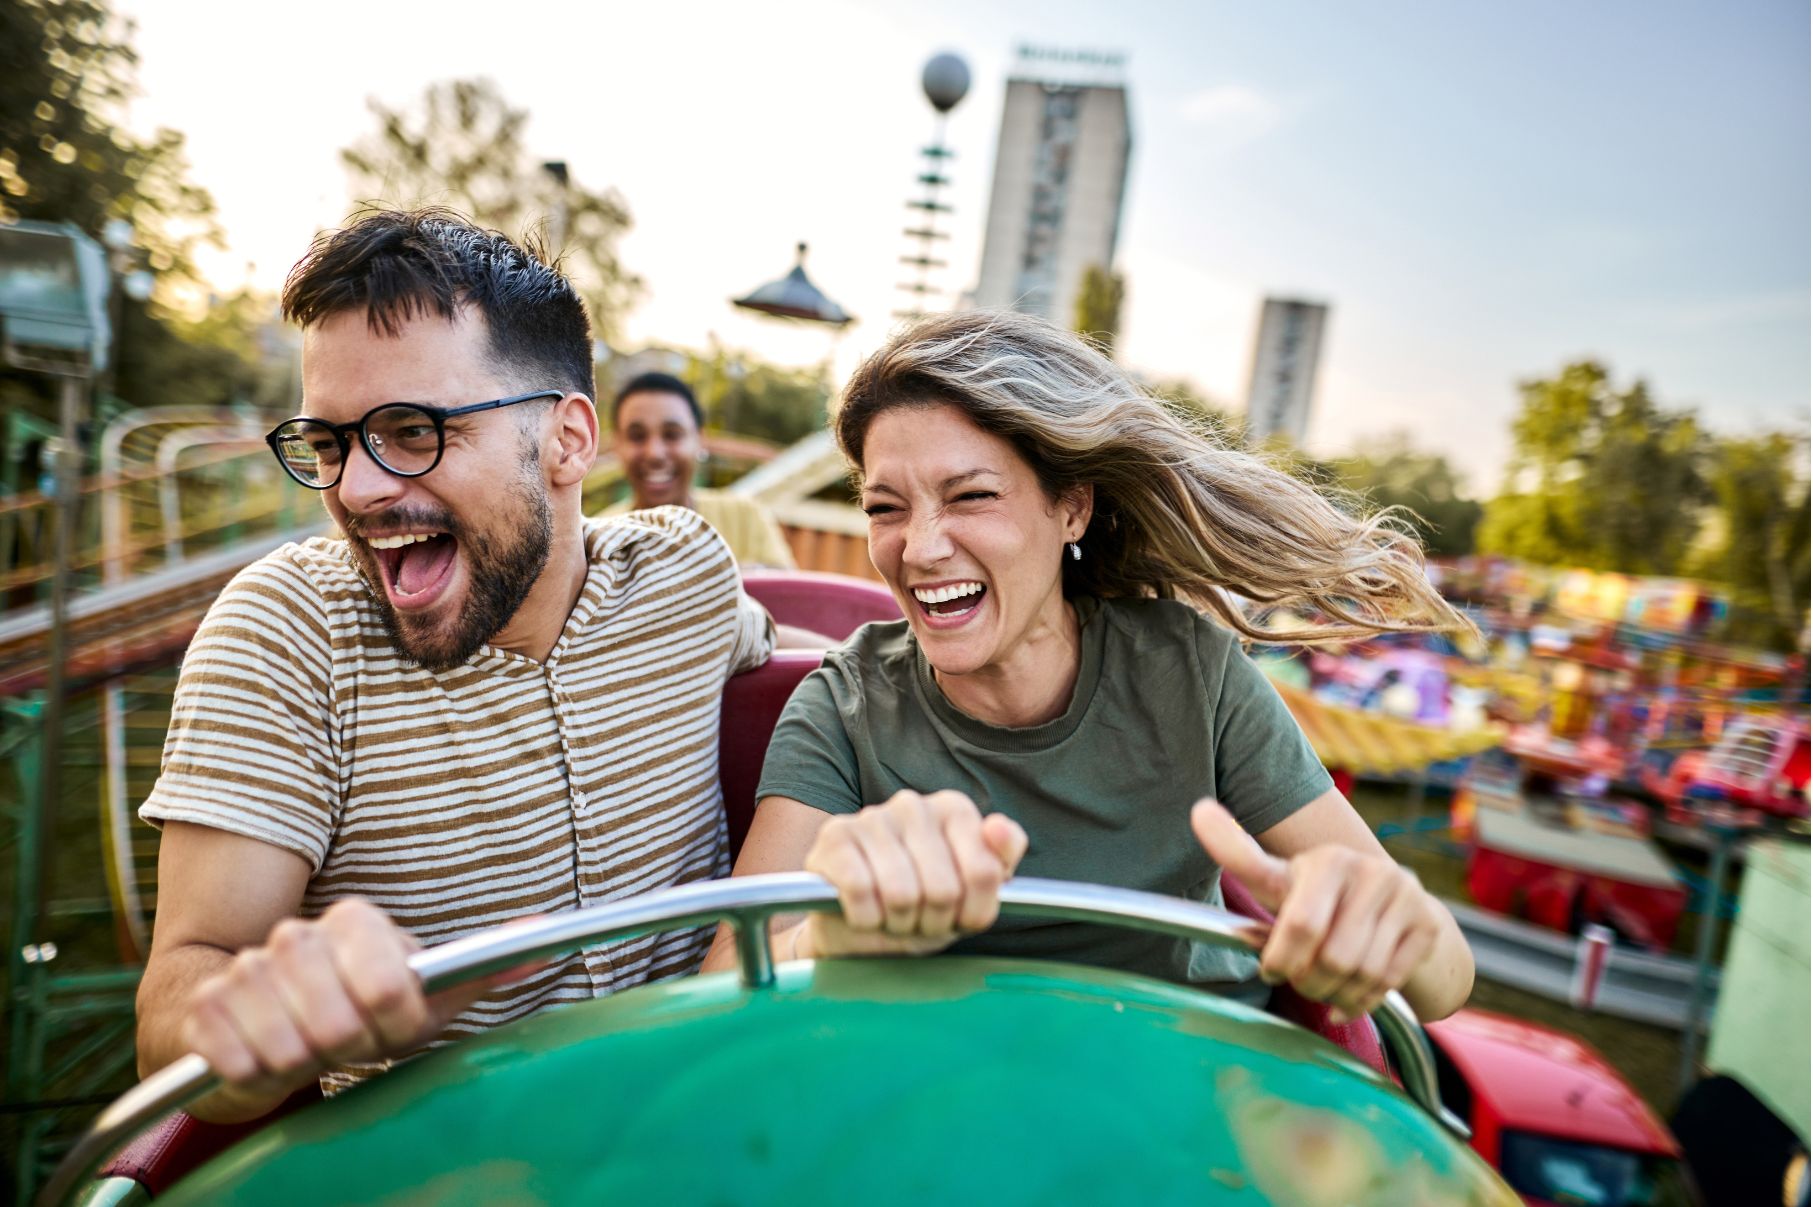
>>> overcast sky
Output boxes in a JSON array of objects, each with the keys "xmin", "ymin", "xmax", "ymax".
[{"xmin": 117, "ymin": 0, "xmax": 1810, "ymax": 490}]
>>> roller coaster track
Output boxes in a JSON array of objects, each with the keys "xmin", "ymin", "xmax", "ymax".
[{"xmin": 0, "ymin": 524, "xmax": 325, "ymax": 698}]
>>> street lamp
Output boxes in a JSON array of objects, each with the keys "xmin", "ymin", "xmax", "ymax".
[{"xmin": 897, "ymin": 52, "xmax": 971, "ymax": 320}]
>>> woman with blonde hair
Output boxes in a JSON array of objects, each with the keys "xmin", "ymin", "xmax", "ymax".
[{"xmin": 703, "ymin": 310, "xmax": 1474, "ymax": 1023}]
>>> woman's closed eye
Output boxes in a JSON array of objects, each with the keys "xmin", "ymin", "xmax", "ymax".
[
  {"xmin": 862, "ymin": 501, "xmax": 900, "ymax": 517},
  {"xmin": 953, "ymin": 491, "xmax": 997, "ymax": 503}
]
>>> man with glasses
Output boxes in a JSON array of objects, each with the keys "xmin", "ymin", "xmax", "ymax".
[{"xmin": 133, "ymin": 209, "xmax": 775, "ymax": 1121}]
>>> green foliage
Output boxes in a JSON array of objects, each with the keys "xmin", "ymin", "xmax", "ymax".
[
  {"xmin": 1, "ymin": 0, "xmax": 273, "ymax": 464},
  {"xmin": 1147, "ymin": 376, "xmax": 1245, "ymax": 444},
  {"xmin": 600, "ymin": 342, "xmax": 830, "ymax": 448},
  {"xmin": 1477, "ymin": 361, "xmax": 1706, "ymax": 575},
  {"xmin": 1072, "ymin": 264, "xmax": 1125, "ymax": 358},
  {"xmin": 1327, "ymin": 434, "xmax": 1484, "ymax": 557},
  {"xmin": 688, "ymin": 343, "xmax": 828, "ymax": 447},
  {"xmin": 1, "ymin": 0, "xmax": 219, "ymax": 285},
  {"xmin": 1688, "ymin": 433, "xmax": 1810, "ymax": 650},
  {"xmin": 341, "ymin": 78, "xmax": 641, "ymax": 341}
]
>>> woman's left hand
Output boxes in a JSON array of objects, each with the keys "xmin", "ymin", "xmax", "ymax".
[{"xmin": 1190, "ymin": 798, "xmax": 1443, "ymax": 1023}]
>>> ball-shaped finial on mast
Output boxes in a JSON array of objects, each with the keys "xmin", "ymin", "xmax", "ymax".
[{"xmin": 922, "ymin": 53, "xmax": 971, "ymax": 114}]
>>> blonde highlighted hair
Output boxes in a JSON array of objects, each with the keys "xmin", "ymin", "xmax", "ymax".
[{"xmin": 834, "ymin": 309, "xmax": 1471, "ymax": 645}]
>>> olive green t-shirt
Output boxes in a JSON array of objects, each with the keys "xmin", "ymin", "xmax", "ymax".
[{"xmin": 756, "ymin": 596, "xmax": 1333, "ymax": 988}]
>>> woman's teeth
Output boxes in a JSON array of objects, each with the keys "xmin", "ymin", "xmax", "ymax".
[
  {"xmin": 913, "ymin": 581, "xmax": 984, "ymax": 605},
  {"xmin": 367, "ymin": 533, "xmax": 439, "ymax": 550}
]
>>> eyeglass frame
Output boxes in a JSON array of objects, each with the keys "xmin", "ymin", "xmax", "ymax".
[{"xmin": 264, "ymin": 390, "xmax": 567, "ymax": 490}]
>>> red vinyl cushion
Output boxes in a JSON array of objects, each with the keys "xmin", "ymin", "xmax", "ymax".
[
  {"xmin": 719, "ymin": 650, "xmax": 824, "ymax": 854},
  {"xmin": 99, "ymin": 1085, "xmax": 319, "ymax": 1196},
  {"xmin": 741, "ymin": 570, "xmax": 900, "ymax": 642}
]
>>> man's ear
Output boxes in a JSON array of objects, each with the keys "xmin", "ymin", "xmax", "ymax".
[
  {"xmin": 1061, "ymin": 482, "xmax": 1094, "ymax": 541},
  {"xmin": 549, "ymin": 393, "xmax": 599, "ymax": 487}
]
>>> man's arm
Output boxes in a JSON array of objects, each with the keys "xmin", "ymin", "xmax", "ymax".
[
  {"xmin": 137, "ymin": 823, "xmax": 493, "ymax": 1122},
  {"xmin": 136, "ymin": 823, "xmax": 314, "ymax": 1118}
]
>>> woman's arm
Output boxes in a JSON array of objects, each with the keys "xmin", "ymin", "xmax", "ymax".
[
  {"xmin": 1194, "ymin": 788, "xmax": 1473, "ymax": 1022},
  {"xmin": 699, "ymin": 792, "xmax": 1026, "ymax": 973}
]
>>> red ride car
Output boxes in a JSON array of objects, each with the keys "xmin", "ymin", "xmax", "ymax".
[{"xmin": 1426, "ymin": 1009, "xmax": 1692, "ymax": 1206}]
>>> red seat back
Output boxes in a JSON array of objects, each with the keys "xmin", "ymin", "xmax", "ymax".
[
  {"xmin": 742, "ymin": 570, "xmax": 900, "ymax": 643},
  {"xmin": 719, "ymin": 650, "xmax": 823, "ymax": 855},
  {"xmin": 1218, "ymin": 872, "xmax": 1390, "ymax": 1076}
]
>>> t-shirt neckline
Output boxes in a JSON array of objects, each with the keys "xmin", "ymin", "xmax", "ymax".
[{"xmin": 910, "ymin": 596, "xmax": 1106, "ymax": 753}]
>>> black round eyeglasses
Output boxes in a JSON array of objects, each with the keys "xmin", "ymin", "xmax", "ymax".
[{"xmin": 264, "ymin": 390, "xmax": 565, "ymax": 489}]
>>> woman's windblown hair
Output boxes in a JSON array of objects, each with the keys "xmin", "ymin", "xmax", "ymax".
[{"xmin": 834, "ymin": 309, "xmax": 1473, "ymax": 645}]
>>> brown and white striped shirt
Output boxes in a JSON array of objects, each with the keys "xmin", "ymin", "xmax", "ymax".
[{"xmin": 141, "ymin": 506, "xmax": 773, "ymax": 1090}]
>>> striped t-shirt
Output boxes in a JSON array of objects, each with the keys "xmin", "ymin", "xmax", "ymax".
[{"xmin": 141, "ymin": 506, "xmax": 774, "ymax": 1091}]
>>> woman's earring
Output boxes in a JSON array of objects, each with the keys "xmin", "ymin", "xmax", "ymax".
[{"xmin": 1067, "ymin": 541, "xmax": 1082, "ymax": 562}]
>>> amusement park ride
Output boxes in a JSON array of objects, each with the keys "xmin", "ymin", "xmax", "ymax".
[{"xmin": 0, "ymin": 231, "xmax": 1799, "ymax": 1204}]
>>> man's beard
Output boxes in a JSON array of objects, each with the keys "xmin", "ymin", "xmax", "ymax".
[{"xmin": 348, "ymin": 467, "xmax": 555, "ymax": 672}]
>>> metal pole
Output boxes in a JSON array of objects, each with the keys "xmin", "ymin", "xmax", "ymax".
[
  {"xmin": 34, "ymin": 375, "xmax": 85, "ymax": 930},
  {"xmin": 1676, "ymin": 821, "xmax": 1734, "ymax": 1094}
]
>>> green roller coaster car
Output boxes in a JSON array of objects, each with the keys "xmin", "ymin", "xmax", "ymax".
[{"xmin": 54, "ymin": 875, "xmax": 1519, "ymax": 1207}]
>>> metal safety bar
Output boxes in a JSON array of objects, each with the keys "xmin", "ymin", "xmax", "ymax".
[{"xmin": 40, "ymin": 873, "xmax": 1465, "ymax": 1205}]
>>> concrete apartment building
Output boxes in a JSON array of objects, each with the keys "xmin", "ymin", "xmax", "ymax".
[{"xmin": 968, "ymin": 49, "xmax": 1133, "ymax": 323}]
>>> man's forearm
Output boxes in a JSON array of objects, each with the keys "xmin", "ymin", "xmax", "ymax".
[{"xmin": 137, "ymin": 942, "xmax": 291, "ymax": 1122}]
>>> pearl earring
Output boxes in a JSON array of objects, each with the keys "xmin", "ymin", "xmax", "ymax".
[{"xmin": 1067, "ymin": 541, "xmax": 1082, "ymax": 561}]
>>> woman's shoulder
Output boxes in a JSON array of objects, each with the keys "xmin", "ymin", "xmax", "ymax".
[
  {"xmin": 1095, "ymin": 595, "xmax": 1237, "ymax": 655},
  {"xmin": 819, "ymin": 619, "xmax": 918, "ymax": 690}
]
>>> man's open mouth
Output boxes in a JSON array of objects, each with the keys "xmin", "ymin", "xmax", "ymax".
[{"xmin": 368, "ymin": 531, "xmax": 459, "ymax": 604}]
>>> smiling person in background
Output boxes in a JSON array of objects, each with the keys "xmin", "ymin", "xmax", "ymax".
[
  {"xmin": 605, "ymin": 372, "xmax": 798, "ymax": 569},
  {"xmin": 134, "ymin": 210, "xmax": 775, "ymax": 1122},
  {"xmin": 706, "ymin": 309, "xmax": 1475, "ymax": 1028}
]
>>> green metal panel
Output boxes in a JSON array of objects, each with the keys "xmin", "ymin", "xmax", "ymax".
[
  {"xmin": 1706, "ymin": 839, "xmax": 1811, "ymax": 1142},
  {"xmin": 162, "ymin": 958, "xmax": 1516, "ymax": 1206}
]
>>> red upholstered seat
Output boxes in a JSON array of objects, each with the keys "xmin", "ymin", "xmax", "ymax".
[
  {"xmin": 1217, "ymin": 871, "xmax": 1390, "ymax": 1076},
  {"xmin": 742, "ymin": 569, "xmax": 900, "ymax": 642},
  {"xmin": 719, "ymin": 650, "xmax": 824, "ymax": 853},
  {"xmin": 96, "ymin": 1085, "xmax": 320, "ymax": 1198}
]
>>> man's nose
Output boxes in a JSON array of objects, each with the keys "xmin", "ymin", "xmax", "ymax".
[{"xmin": 332, "ymin": 441, "xmax": 404, "ymax": 515}]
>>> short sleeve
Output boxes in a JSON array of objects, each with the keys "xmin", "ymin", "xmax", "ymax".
[
  {"xmin": 1206, "ymin": 633, "xmax": 1334, "ymax": 835},
  {"xmin": 139, "ymin": 553, "xmax": 340, "ymax": 870},
  {"xmin": 728, "ymin": 584, "xmax": 777, "ymax": 674},
  {"xmin": 754, "ymin": 668, "xmax": 863, "ymax": 813}
]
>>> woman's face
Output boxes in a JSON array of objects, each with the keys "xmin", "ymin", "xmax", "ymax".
[
  {"xmin": 861, "ymin": 403, "xmax": 1089, "ymax": 677},
  {"xmin": 614, "ymin": 390, "xmax": 701, "ymax": 508}
]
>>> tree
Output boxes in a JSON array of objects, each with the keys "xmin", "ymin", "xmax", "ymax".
[
  {"xmin": 1477, "ymin": 361, "xmax": 1705, "ymax": 575},
  {"xmin": 341, "ymin": 78, "xmax": 641, "ymax": 341},
  {"xmin": 1328, "ymin": 434, "xmax": 1484, "ymax": 557},
  {"xmin": 1072, "ymin": 264, "xmax": 1126, "ymax": 357},
  {"xmin": 1689, "ymin": 434, "xmax": 1810, "ymax": 650},
  {"xmin": 1, "ymin": 0, "xmax": 268, "ymax": 439},
  {"xmin": 1147, "ymin": 376, "xmax": 1245, "ymax": 444},
  {"xmin": 2, "ymin": 0, "xmax": 221, "ymax": 283}
]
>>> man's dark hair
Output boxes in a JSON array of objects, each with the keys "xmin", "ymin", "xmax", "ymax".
[
  {"xmin": 612, "ymin": 371, "xmax": 703, "ymax": 429},
  {"xmin": 281, "ymin": 207, "xmax": 595, "ymax": 400}
]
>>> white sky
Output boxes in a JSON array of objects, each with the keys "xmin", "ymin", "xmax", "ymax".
[{"xmin": 115, "ymin": 0, "xmax": 1811, "ymax": 492}]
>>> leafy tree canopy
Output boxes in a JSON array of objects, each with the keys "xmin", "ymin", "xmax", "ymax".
[
  {"xmin": 1327, "ymin": 433, "xmax": 1483, "ymax": 557},
  {"xmin": 1072, "ymin": 264, "xmax": 1125, "ymax": 359},
  {"xmin": 1477, "ymin": 361, "xmax": 1706, "ymax": 576},
  {"xmin": 341, "ymin": 78, "xmax": 640, "ymax": 342},
  {"xmin": 1687, "ymin": 432, "xmax": 1810, "ymax": 650}
]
